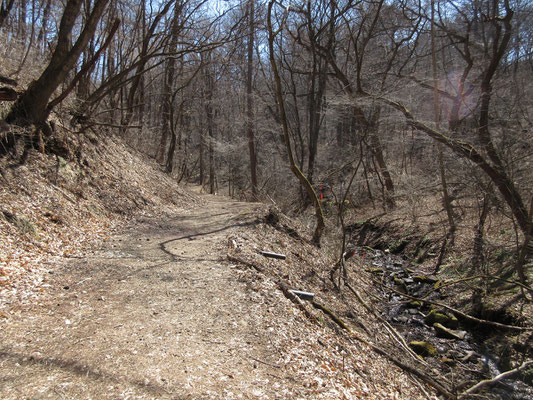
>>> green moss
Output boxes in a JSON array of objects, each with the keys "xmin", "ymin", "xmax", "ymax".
[
  {"xmin": 409, "ymin": 341, "xmax": 438, "ymax": 357},
  {"xmin": 425, "ymin": 310, "xmax": 458, "ymax": 329}
]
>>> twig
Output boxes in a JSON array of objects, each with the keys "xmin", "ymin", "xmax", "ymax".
[
  {"xmin": 458, "ymin": 360, "xmax": 532, "ymax": 398},
  {"xmin": 249, "ymin": 356, "xmax": 281, "ymax": 369},
  {"xmin": 311, "ymin": 301, "xmax": 350, "ymax": 331}
]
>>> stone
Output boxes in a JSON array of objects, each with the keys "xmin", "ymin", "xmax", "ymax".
[
  {"xmin": 409, "ymin": 341, "xmax": 438, "ymax": 357},
  {"xmin": 433, "ymin": 323, "xmax": 467, "ymax": 340},
  {"xmin": 425, "ymin": 309, "xmax": 459, "ymax": 329}
]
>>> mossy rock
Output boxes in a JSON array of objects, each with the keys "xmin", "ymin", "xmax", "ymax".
[
  {"xmin": 433, "ymin": 323, "xmax": 466, "ymax": 340},
  {"xmin": 409, "ymin": 341, "xmax": 438, "ymax": 357},
  {"xmin": 425, "ymin": 310, "xmax": 459, "ymax": 329}
]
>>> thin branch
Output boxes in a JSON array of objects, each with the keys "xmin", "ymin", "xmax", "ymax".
[{"xmin": 458, "ymin": 360, "xmax": 533, "ymax": 398}]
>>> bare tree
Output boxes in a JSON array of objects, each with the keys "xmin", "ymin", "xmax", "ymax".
[
  {"xmin": 246, "ymin": 0, "xmax": 258, "ymax": 198},
  {"xmin": 1, "ymin": 0, "xmax": 110, "ymax": 155},
  {"xmin": 267, "ymin": 0, "xmax": 325, "ymax": 245}
]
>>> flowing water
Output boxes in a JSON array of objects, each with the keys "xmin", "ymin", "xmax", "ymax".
[{"xmin": 367, "ymin": 250, "xmax": 532, "ymax": 400}]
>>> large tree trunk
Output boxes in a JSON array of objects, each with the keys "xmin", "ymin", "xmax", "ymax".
[
  {"xmin": 267, "ymin": 1, "xmax": 325, "ymax": 245},
  {"xmin": 246, "ymin": 0, "xmax": 258, "ymax": 199},
  {"xmin": 1, "ymin": 0, "xmax": 109, "ymax": 155},
  {"xmin": 158, "ymin": 2, "xmax": 181, "ymax": 165}
]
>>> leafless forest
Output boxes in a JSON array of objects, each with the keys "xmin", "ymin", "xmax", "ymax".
[{"xmin": 1, "ymin": 0, "xmax": 533, "ymax": 397}]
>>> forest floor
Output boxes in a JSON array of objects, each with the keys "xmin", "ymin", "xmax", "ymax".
[{"xmin": 0, "ymin": 186, "xmax": 432, "ymax": 400}]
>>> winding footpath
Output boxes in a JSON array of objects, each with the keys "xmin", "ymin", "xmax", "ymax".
[{"xmin": 0, "ymin": 193, "xmax": 293, "ymax": 399}]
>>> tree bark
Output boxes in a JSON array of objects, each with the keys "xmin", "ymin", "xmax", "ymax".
[
  {"xmin": 1, "ymin": 0, "xmax": 109, "ymax": 155},
  {"xmin": 246, "ymin": 0, "xmax": 258, "ymax": 199},
  {"xmin": 267, "ymin": 0, "xmax": 325, "ymax": 245}
]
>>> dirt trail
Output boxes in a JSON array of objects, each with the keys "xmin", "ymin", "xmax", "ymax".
[{"xmin": 0, "ymin": 192, "xmax": 292, "ymax": 399}]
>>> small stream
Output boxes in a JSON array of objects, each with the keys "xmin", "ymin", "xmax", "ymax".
[{"xmin": 366, "ymin": 250, "xmax": 532, "ymax": 400}]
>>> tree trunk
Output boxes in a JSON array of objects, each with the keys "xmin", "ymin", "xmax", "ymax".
[
  {"xmin": 431, "ymin": 0, "xmax": 455, "ymax": 238},
  {"xmin": 158, "ymin": 2, "xmax": 181, "ymax": 165},
  {"xmin": 246, "ymin": 0, "xmax": 258, "ymax": 199},
  {"xmin": 305, "ymin": 0, "xmax": 328, "ymax": 186},
  {"xmin": 1, "ymin": 0, "xmax": 109, "ymax": 155},
  {"xmin": 0, "ymin": 0, "xmax": 16, "ymax": 29},
  {"xmin": 121, "ymin": 0, "xmax": 173, "ymax": 130},
  {"xmin": 5, "ymin": 0, "xmax": 107, "ymax": 125},
  {"xmin": 368, "ymin": 129, "xmax": 394, "ymax": 208},
  {"xmin": 267, "ymin": 1, "xmax": 325, "ymax": 245}
]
